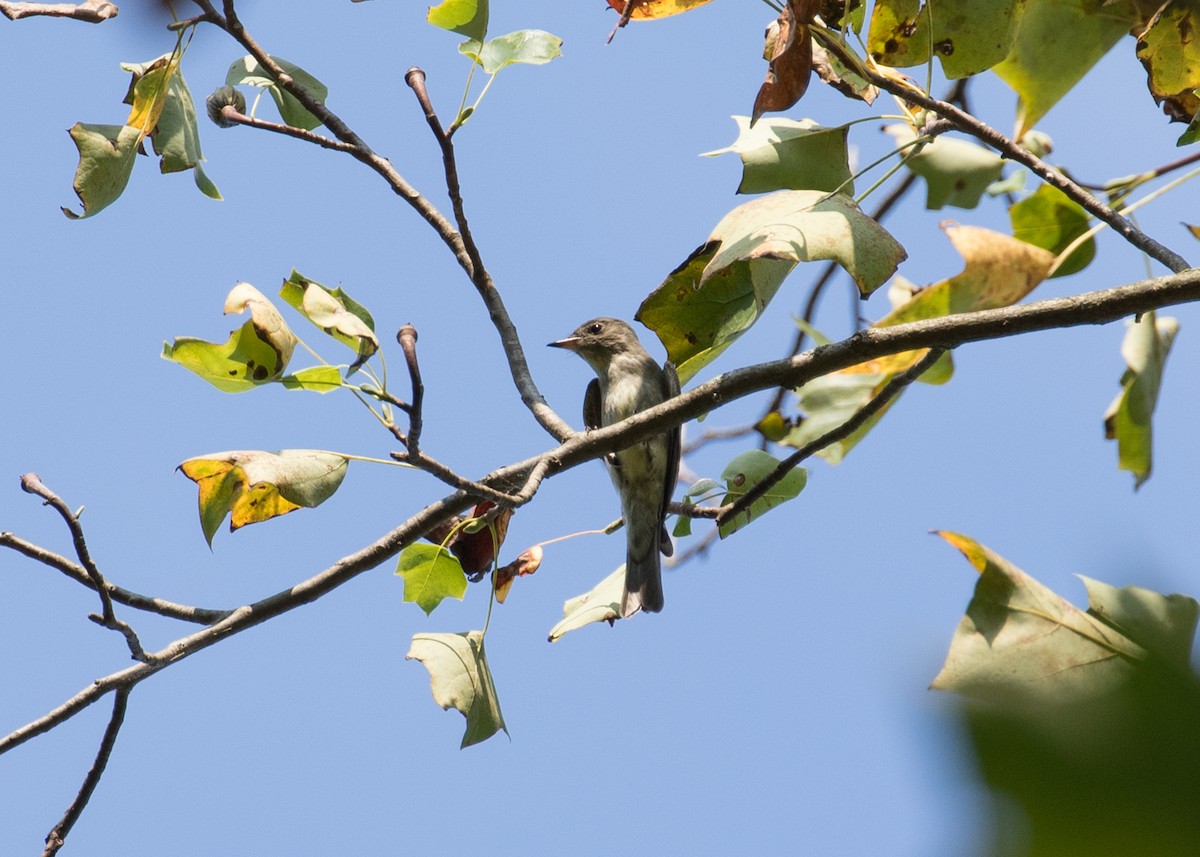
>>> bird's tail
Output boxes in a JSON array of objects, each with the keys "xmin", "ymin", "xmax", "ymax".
[{"xmin": 621, "ymin": 542, "xmax": 665, "ymax": 617}]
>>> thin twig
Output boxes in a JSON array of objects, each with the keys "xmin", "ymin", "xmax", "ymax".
[
  {"xmin": 681, "ymin": 423, "xmax": 758, "ymax": 456},
  {"xmin": 19, "ymin": 474, "xmax": 149, "ymax": 661},
  {"xmin": 0, "ymin": 0, "xmax": 115, "ymax": 21},
  {"xmin": 0, "ymin": 532, "xmax": 229, "ymax": 624},
  {"xmin": 815, "ymin": 36, "xmax": 1191, "ymax": 273},
  {"xmin": 188, "ymin": 2, "xmax": 569, "ymax": 440},
  {"xmin": 716, "ymin": 347, "xmax": 946, "ymax": 528},
  {"xmin": 402, "ymin": 67, "xmax": 570, "ymax": 440},
  {"xmin": 42, "ymin": 688, "xmax": 130, "ymax": 857},
  {"xmin": 666, "ymin": 528, "xmax": 719, "ymax": 566},
  {"xmin": 217, "ymin": 106, "xmax": 360, "ymax": 153},
  {"xmin": 396, "ymin": 323, "xmax": 424, "ymax": 452},
  {"xmin": 1075, "ymin": 148, "xmax": 1200, "ymax": 191}
]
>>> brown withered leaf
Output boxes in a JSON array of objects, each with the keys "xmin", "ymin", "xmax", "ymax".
[
  {"xmin": 493, "ymin": 545, "xmax": 543, "ymax": 604},
  {"xmin": 753, "ymin": 0, "xmax": 821, "ymax": 122},
  {"xmin": 450, "ymin": 501, "xmax": 513, "ymax": 578}
]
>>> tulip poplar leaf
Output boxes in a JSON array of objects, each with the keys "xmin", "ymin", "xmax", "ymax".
[
  {"xmin": 1103, "ymin": 312, "xmax": 1179, "ymax": 490},
  {"xmin": 281, "ymin": 365, "xmax": 344, "ymax": 393},
  {"xmin": 178, "ymin": 449, "xmax": 349, "ymax": 545},
  {"xmin": 163, "ymin": 283, "xmax": 297, "ymax": 392},
  {"xmin": 703, "ymin": 116, "xmax": 853, "ymax": 194},
  {"xmin": 993, "ymin": 0, "xmax": 1130, "ymax": 137},
  {"xmin": 407, "ymin": 631, "xmax": 508, "ymax": 748},
  {"xmin": 548, "ymin": 566, "xmax": 626, "ymax": 641},
  {"xmin": 717, "ymin": 450, "xmax": 807, "ymax": 538},
  {"xmin": 637, "ymin": 190, "xmax": 906, "ymax": 381},
  {"xmin": 1010, "ymin": 183, "xmax": 1095, "ymax": 277},
  {"xmin": 784, "ymin": 227, "xmax": 1050, "ymax": 461},
  {"xmin": 1136, "ymin": 2, "xmax": 1200, "ymax": 125},
  {"xmin": 932, "ymin": 532, "xmax": 1200, "ymax": 702},
  {"xmin": 867, "ymin": 0, "xmax": 1024, "ymax": 79},
  {"xmin": 62, "ymin": 123, "xmax": 141, "ymax": 219},
  {"xmin": 396, "ymin": 544, "xmax": 469, "ymax": 615},
  {"xmin": 279, "ymin": 271, "xmax": 378, "ymax": 372},
  {"xmin": 886, "ymin": 125, "xmax": 1005, "ymax": 210},
  {"xmin": 458, "ymin": 30, "xmax": 563, "ymax": 74},
  {"xmin": 427, "ymin": 0, "xmax": 488, "ymax": 41}
]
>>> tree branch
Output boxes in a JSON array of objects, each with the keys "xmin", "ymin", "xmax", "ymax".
[
  {"xmin": 839, "ymin": 50, "xmax": 1192, "ymax": 273},
  {"xmin": 0, "ymin": 0, "xmax": 115, "ymax": 21},
  {"xmin": 716, "ymin": 347, "xmax": 947, "ymax": 528},
  {"xmin": 0, "ymin": 531, "xmax": 229, "ymax": 624},
  {"xmin": 6, "ymin": 266, "xmax": 1198, "ymax": 766},
  {"xmin": 189, "ymin": 2, "xmax": 571, "ymax": 441},
  {"xmin": 19, "ymin": 474, "xmax": 149, "ymax": 661},
  {"xmin": 42, "ymin": 688, "xmax": 130, "ymax": 857}
]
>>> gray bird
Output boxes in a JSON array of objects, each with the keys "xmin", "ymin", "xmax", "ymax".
[{"xmin": 549, "ymin": 318, "xmax": 681, "ymax": 616}]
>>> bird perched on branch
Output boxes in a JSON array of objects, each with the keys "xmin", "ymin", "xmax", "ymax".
[{"xmin": 549, "ymin": 318, "xmax": 681, "ymax": 616}]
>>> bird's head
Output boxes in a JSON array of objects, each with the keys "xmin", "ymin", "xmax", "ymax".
[{"xmin": 548, "ymin": 317, "xmax": 643, "ymax": 373}]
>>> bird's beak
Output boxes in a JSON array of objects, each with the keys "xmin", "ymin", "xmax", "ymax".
[{"xmin": 548, "ymin": 336, "xmax": 580, "ymax": 350}]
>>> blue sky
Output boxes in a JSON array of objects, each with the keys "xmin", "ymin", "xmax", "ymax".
[{"xmin": 2, "ymin": 2, "xmax": 1198, "ymax": 855}]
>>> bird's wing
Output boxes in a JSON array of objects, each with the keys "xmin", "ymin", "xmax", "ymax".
[
  {"xmin": 660, "ymin": 360, "xmax": 682, "ymax": 521},
  {"xmin": 583, "ymin": 378, "xmax": 601, "ymax": 431}
]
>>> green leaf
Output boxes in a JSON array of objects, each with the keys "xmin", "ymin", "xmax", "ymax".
[
  {"xmin": 279, "ymin": 271, "xmax": 379, "ymax": 373},
  {"xmin": 702, "ymin": 116, "xmax": 853, "ymax": 194},
  {"xmin": 636, "ymin": 190, "xmax": 906, "ymax": 381},
  {"xmin": 281, "ymin": 365, "xmax": 344, "ymax": 393},
  {"xmin": 783, "ymin": 370, "xmax": 893, "ymax": 464},
  {"xmin": 62, "ymin": 123, "xmax": 141, "ymax": 220},
  {"xmin": 1177, "ymin": 91, "xmax": 1200, "ymax": 146},
  {"xmin": 458, "ymin": 30, "xmax": 563, "ymax": 74},
  {"xmin": 396, "ymin": 543, "xmax": 468, "ymax": 615},
  {"xmin": 162, "ymin": 283, "xmax": 297, "ymax": 392},
  {"xmin": 993, "ymin": 0, "xmax": 1131, "ymax": 138},
  {"xmin": 547, "ymin": 566, "xmax": 625, "ymax": 642},
  {"xmin": 1137, "ymin": 2, "xmax": 1200, "ymax": 125},
  {"xmin": 878, "ymin": 225, "xmax": 1055, "ymax": 325},
  {"xmin": 717, "ymin": 450, "xmax": 806, "ymax": 538},
  {"xmin": 427, "ymin": 0, "xmax": 488, "ymax": 41},
  {"xmin": 931, "ymin": 532, "xmax": 1150, "ymax": 701},
  {"xmin": 867, "ymin": 0, "xmax": 1024, "ymax": 79},
  {"xmin": 886, "ymin": 125, "xmax": 1005, "ymax": 210},
  {"xmin": 407, "ymin": 631, "xmax": 507, "ymax": 748},
  {"xmin": 178, "ymin": 450, "xmax": 349, "ymax": 545},
  {"xmin": 1079, "ymin": 575, "xmax": 1199, "ymax": 669},
  {"xmin": 225, "ymin": 56, "xmax": 328, "ymax": 131},
  {"xmin": 783, "ymin": 226, "xmax": 1050, "ymax": 462},
  {"xmin": 1010, "ymin": 183, "xmax": 1095, "ymax": 277},
  {"xmin": 1103, "ymin": 312, "xmax": 1179, "ymax": 490},
  {"xmin": 149, "ymin": 66, "xmax": 221, "ymax": 198}
]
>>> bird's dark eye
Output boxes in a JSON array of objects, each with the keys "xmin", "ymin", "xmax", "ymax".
[{"xmin": 588, "ymin": 322, "xmax": 603, "ymax": 335}]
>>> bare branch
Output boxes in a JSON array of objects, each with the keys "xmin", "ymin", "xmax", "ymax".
[
  {"xmin": 19, "ymin": 474, "xmax": 149, "ymax": 660},
  {"xmin": 403, "ymin": 66, "xmax": 574, "ymax": 441},
  {"xmin": 396, "ymin": 323, "xmax": 424, "ymax": 452},
  {"xmin": 215, "ymin": 105, "xmax": 360, "ymax": 154},
  {"xmin": 0, "ymin": 0, "xmax": 116, "ymax": 22},
  {"xmin": 0, "ymin": 531, "xmax": 229, "ymax": 624},
  {"xmin": 1, "ymin": 489, "xmax": 476, "ymax": 756},
  {"xmin": 42, "ymin": 688, "xmax": 130, "ymax": 857},
  {"xmin": 189, "ymin": 4, "xmax": 570, "ymax": 441}
]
